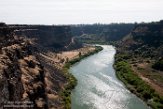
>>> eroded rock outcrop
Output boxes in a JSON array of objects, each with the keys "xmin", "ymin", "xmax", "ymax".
[
  {"xmin": 12, "ymin": 25, "xmax": 81, "ymax": 51},
  {"xmin": 0, "ymin": 25, "xmax": 68, "ymax": 109}
]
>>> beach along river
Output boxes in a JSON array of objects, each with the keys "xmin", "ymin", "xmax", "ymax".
[{"xmin": 69, "ymin": 45, "xmax": 149, "ymax": 109}]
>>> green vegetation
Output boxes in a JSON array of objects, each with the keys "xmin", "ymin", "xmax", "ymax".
[
  {"xmin": 78, "ymin": 40, "xmax": 119, "ymax": 47},
  {"xmin": 80, "ymin": 40, "xmax": 107, "ymax": 45},
  {"xmin": 61, "ymin": 46, "xmax": 103, "ymax": 109},
  {"xmin": 114, "ymin": 54, "xmax": 163, "ymax": 109},
  {"xmin": 68, "ymin": 46, "xmax": 103, "ymax": 65},
  {"xmin": 71, "ymin": 23, "xmax": 134, "ymax": 43},
  {"xmin": 152, "ymin": 59, "xmax": 163, "ymax": 71},
  {"xmin": 120, "ymin": 20, "xmax": 163, "ymax": 59}
]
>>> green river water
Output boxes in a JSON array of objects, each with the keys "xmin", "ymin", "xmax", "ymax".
[{"xmin": 70, "ymin": 45, "xmax": 150, "ymax": 109}]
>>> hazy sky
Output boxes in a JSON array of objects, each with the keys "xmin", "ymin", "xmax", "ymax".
[{"xmin": 0, "ymin": 0, "xmax": 163, "ymax": 24}]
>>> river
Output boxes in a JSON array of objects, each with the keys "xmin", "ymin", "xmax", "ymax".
[{"xmin": 69, "ymin": 45, "xmax": 150, "ymax": 109}]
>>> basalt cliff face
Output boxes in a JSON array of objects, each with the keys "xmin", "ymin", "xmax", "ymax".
[
  {"xmin": 71, "ymin": 24, "xmax": 134, "ymax": 43},
  {"xmin": 118, "ymin": 20, "xmax": 163, "ymax": 58},
  {"xmin": 12, "ymin": 25, "xmax": 81, "ymax": 51},
  {"xmin": 114, "ymin": 20, "xmax": 163, "ymax": 109},
  {"xmin": 0, "ymin": 24, "xmax": 77, "ymax": 109}
]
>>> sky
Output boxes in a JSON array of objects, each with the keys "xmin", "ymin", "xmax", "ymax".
[{"xmin": 0, "ymin": 0, "xmax": 163, "ymax": 25}]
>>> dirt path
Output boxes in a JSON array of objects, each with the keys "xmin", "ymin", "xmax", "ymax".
[
  {"xmin": 39, "ymin": 46, "xmax": 95, "ymax": 69},
  {"xmin": 131, "ymin": 61, "xmax": 163, "ymax": 96}
]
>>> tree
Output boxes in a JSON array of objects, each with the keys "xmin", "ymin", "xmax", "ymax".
[
  {"xmin": 78, "ymin": 52, "xmax": 82, "ymax": 57},
  {"xmin": 66, "ymin": 57, "xmax": 69, "ymax": 63}
]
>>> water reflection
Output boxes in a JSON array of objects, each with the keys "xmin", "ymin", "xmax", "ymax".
[{"xmin": 70, "ymin": 45, "xmax": 149, "ymax": 109}]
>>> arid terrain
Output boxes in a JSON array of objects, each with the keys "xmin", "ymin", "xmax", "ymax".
[
  {"xmin": 130, "ymin": 59, "xmax": 163, "ymax": 96},
  {"xmin": 0, "ymin": 23, "xmax": 97, "ymax": 109},
  {"xmin": 40, "ymin": 46, "xmax": 95, "ymax": 69}
]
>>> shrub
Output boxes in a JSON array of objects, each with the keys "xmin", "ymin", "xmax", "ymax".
[
  {"xmin": 114, "ymin": 55, "xmax": 163, "ymax": 109},
  {"xmin": 152, "ymin": 59, "xmax": 163, "ymax": 71},
  {"xmin": 61, "ymin": 46, "xmax": 103, "ymax": 109}
]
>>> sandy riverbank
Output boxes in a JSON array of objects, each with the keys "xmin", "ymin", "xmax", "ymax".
[{"xmin": 39, "ymin": 45, "xmax": 95, "ymax": 69}]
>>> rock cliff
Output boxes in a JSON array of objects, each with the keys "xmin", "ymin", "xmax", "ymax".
[
  {"xmin": 0, "ymin": 24, "xmax": 73, "ymax": 109},
  {"xmin": 12, "ymin": 25, "xmax": 81, "ymax": 51}
]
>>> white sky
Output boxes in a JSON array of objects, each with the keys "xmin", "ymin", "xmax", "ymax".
[{"xmin": 0, "ymin": 0, "xmax": 163, "ymax": 24}]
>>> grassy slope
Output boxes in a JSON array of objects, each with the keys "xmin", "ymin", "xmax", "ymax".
[
  {"xmin": 61, "ymin": 46, "xmax": 103, "ymax": 109},
  {"xmin": 114, "ymin": 54, "xmax": 163, "ymax": 109}
]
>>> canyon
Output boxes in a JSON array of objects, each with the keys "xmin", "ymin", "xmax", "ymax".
[{"xmin": 0, "ymin": 20, "xmax": 163, "ymax": 109}]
